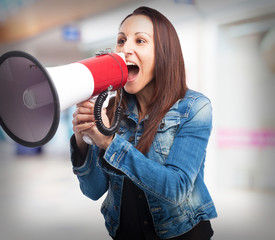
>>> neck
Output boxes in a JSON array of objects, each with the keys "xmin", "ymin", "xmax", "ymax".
[
  {"xmin": 136, "ymin": 87, "xmax": 154, "ymax": 121},
  {"xmin": 136, "ymin": 93, "xmax": 149, "ymax": 121},
  {"xmin": 135, "ymin": 79, "xmax": 155, "ymax": 121}
]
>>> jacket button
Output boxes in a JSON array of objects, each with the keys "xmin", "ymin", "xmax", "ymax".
[
  {"xmin": 129, "ymin": 136, "xmax": 135, "ymax": 142},
  {"xmin": 160, "ymin": 122, "xmax": 165, "ymax": 129},
  {"xmin": 110, "ymin": 153, "xmax": 116, "ymax": 162}
]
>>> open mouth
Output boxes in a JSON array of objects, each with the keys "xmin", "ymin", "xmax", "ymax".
[{"xmin": 126, "ymin": 62, "xmax": 139, "ymax": 81}]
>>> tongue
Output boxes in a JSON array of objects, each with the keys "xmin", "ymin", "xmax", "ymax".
[{"xmin": 127, "ymin": 68, "xmax": 139, "ymax": 81}]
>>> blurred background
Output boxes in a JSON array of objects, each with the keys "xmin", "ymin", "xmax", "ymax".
[{"xmin": 0, "ymin": 0, "xmax": 275, "ymax": 239}]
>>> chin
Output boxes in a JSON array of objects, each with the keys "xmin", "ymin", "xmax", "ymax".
[
  {"xmin": 123, "ymin": 81, "xmax": 135, "ymax": 93},
  {"xmin": 124, "ymin": 86, "xmax": 138, "ymax": 95}
]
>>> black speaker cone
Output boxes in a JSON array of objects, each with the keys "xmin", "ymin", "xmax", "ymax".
[{"xmin": 0, "ymin": 51, "xmax": 60, "ymax": 147}]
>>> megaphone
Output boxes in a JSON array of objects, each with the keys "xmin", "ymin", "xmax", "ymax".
[{"xmin": 0, "ymin": 50, "xmax": 128, "ymax": 148}]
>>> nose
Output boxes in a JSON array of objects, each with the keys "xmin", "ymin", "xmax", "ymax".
[{"xmin": 120, "ymin": 39, "xmax": 134, "ymax": 56}]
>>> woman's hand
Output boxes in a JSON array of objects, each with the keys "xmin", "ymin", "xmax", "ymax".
[{"xmin": 72, "ymin": 100, "xmax": 113, "ymax": 152}]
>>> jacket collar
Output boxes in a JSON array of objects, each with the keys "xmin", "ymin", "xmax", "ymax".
[
  {"xmin": 124, "ymin": 95, "xmax": 139, "ymax": 123},
  {"xmin": 124, "ymin": 94, "xmax": 182, "ymax": 121}
]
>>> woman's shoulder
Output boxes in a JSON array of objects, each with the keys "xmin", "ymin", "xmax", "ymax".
[
  {"xmin": 173, "ymin": 89, "xmax": 212, "ymax": 119},
  {"xmin": 183, "ymin": 89, "xmax": 210, "ymax": 102}
]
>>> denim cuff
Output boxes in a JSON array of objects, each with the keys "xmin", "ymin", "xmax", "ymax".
[
  {"xmin": 103, "ymin": 133, "xmax": 131, "ymax": 170},
  {"xmin": 70, "ymin": 135, "xmax": 92, "ymax": 176}
]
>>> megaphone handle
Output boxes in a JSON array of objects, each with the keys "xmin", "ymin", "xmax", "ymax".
[
  {"xmin": 82, "ymin": 95, "xmax": 110, "ymax": 145},
  {"xmin": 94, "ymin": 90, "xmax": 123, "ymax": 136}
]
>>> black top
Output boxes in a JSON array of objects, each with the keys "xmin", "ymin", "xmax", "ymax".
[
  {"xmin": 71, "ymin": 136, "xmax": 214, "ymax": 240},
  {"xmin": 114, "ymin": 178, "xmax": 213, "ymax": 240}
]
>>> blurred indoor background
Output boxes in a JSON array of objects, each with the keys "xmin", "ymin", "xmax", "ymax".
[{"xmin": 0, "ymin": 0, "xmax": 275, "ymax": 239}]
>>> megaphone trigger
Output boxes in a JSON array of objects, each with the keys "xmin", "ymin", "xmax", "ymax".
[{"xmin": 82, "ymin": 134, "xmax": 95, "ymax": 145}]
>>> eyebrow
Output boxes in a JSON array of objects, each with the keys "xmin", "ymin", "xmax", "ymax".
[{"xmin": 118, "ymin": 32, "xmax": 152, "ymax": 38}]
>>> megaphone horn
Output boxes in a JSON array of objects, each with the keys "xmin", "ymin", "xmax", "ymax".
[{"xmin": 0, "ymin": 50, "xmax": 128, "ymax": 148}]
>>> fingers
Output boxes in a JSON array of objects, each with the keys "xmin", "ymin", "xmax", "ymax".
[
  {"xmin": 73, "ymin": 104, "xmax": 93, "ymax": 118},
  {"xmin": 73, "ymin": 113, "xmax": 94, "ymax": 125},
  {"xmin": 73, "ymin": 120, "xmax": 94, "ymax": 136},
  {"xmin": 72, "ymin": 101, "xmax": 95, "ymax": 135},
  {"xmin": 76, "ymin": 101, "xmax": 93, "ymax": 109},
  {"xmin": 72, "ymin": 100, "xmax": 110, "ymax": 138},
  {"xmin": 73, "ymin": 121, "xmax": 95, "ymax": 135}
]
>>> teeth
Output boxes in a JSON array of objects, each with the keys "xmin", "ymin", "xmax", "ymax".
[{"xmin": 126, "ymin": 62, "xmax": 136, "ymax": 66}]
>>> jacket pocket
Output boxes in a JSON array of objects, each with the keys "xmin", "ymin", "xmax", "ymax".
[{"xmin": 153, "ymin": 115, "xmax": 180, "ymax": 157}]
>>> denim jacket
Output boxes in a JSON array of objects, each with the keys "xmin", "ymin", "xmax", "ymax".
[{"xmin": 71, "ymin": 89, "xmax": 217, "ymax": 239}]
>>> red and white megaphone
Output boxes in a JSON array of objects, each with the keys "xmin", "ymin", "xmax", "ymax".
[{"xmin": 0, "ymin": 50, "xmax": 128, "ymax": 147}]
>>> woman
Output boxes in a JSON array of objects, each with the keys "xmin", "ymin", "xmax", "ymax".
[{"xmin": 71, "ymin": 6, "xmax": 217, "ymax": 240}]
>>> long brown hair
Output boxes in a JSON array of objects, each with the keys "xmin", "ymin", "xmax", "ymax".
[{"xmin": 108, "ymin": 6, "xmax": 187, "ymax": 153}]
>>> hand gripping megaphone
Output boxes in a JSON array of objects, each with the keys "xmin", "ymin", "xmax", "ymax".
[{"xmin": 0, "ymin": 50, "xmax": 128, "ymax": 148}]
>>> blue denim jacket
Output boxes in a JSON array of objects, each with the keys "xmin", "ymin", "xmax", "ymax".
[{"xmin": 71, "ymin": 89, "xmax": 217, "ymax": 239}]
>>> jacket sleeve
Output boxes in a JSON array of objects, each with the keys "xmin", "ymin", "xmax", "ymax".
[
  {"xmin": 70, "ymin": 135, "xmax": 109, "ymax": 200},
  {"xmin": 102, "ymin": 96, "xmax": 212, "ymax": 205}
]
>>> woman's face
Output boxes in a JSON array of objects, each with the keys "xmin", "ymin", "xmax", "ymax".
[{"xmin": 116, "ymin": 15, "xmax": 155, "ymax": 97}]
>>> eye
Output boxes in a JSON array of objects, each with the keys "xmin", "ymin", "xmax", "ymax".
[
  {"xmin": 117, "ymin": 38, "xmax": 126, "ymax": 45},
  {"xmin": 136, "ymin": 38, "xmax": 146, "ymax": 44}
]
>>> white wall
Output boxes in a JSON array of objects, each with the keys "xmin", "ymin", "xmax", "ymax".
[{"xmin": 216, "ymin": 17, "xmax": 275, "ymax": 190}]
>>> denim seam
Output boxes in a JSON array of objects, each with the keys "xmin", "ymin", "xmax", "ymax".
[
  {"xmin": 76, "ymin": 167, "xmax": 91, "ymax": 176},
  {"xmin": 155, "ymin": 214, "xmax": 189, "ymax": 228},
  {"xmin": 197, "ymin": 200, "xmax": 214, "ymax": 212},
  {"xmin": 129, "ymin": 177, "xmax": 178, "ymax": 205},
  {"xmin": 115, "ymin": 142, "xmax": 130, "ymax": 166}
]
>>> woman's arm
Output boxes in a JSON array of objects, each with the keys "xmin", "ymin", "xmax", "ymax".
[
  {"xmin": 71, "ymin": 100, "xmax": 110, "ymax": 200},
  {"xmin": 102, "ymin": 96, "xmax": 212, "ymax": 205},
  {"xmin": 70, "ymin": 135, "xmax": 109, "ymax": 200}
]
